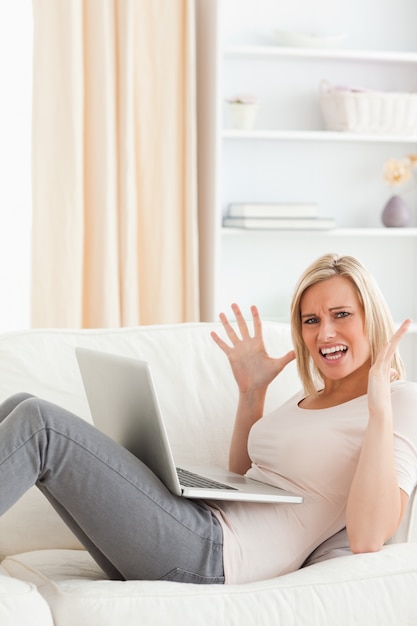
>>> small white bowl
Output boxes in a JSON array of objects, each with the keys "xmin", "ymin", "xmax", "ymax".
[{"xmin": 273, "ymin": 30, "xmax": 348, "ymax": 48}]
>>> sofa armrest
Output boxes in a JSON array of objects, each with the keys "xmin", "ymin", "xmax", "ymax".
[{"xmin": 387, "ymin": 483, "xmax": 417, "ymax": 544}]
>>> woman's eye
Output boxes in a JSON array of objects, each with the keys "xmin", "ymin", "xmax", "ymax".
[
  {"xmin": 303, "ymin": 317, "xmax": 318, "ymax": 325},
  {"xmin": 336, "ymin": 311, "xmax": 350, "ymax": 318}
]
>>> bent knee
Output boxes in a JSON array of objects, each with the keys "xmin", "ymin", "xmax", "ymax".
[
  {"xmin": 0, "ymin": 392, "xmax": 35, "ymax": 417},
  {"xmin": 9, "ymin": 392, "xmax": 35, "ymax": 404},
  {"xmin": 11, "ymin": 396, "xmax": 56, "ymax": 426}
]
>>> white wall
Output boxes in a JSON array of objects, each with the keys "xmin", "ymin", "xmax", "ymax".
[{"xmin": 0, "ymin": 2, "xmax": 32, "ymax": 331}]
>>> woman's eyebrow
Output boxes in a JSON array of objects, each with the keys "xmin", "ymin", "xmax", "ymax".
[{"xmin": 328, "ymin": 305, "xmax": 354, "ymax": 311}]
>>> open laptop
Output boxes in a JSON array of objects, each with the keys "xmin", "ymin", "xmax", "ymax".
[{"xmin": 75, "ymin": 347, "xmax": 303, "ymax": 504}]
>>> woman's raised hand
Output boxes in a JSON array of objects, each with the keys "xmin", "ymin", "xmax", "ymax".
[
  {"xmin": 367, "ymin": 319, "xmax": 412, "ymax": 414},
  {"xmin": 210, "ymin": 303, "xmax": 295, "ymax": 394}
]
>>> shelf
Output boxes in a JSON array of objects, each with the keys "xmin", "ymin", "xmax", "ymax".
[
  {"xmin": 222, "ymin": 129, "xmax": 417, "ymax": 143},
  {"xmin": 224, "ymin": 45, "xmax": 417, "ymax": 64},
  {"xmin": 221, "ymin": 227, "xmax": 417, "ymax": 236}
]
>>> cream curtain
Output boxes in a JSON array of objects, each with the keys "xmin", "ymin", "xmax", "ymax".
[{"xmin": 31, "ymin": 0, "xmax": 199, "ymax": 327}]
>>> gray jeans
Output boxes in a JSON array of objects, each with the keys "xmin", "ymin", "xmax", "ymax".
[{"xmin": 0, "ymin": 393, "xmax": 224, "ymax": 584}]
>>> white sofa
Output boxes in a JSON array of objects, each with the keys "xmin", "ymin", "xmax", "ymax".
[{"xmin": 0, "ymin": 321, "xmax": 416, "ymax": 626}]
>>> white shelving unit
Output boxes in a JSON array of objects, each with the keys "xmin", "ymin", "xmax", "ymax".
[{"xmin": 195, "ymin": 0, "xmax": 417, "ymax": 378}]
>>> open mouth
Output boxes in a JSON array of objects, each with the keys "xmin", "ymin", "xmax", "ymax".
[{"xmin": 319, "ymin": 345, "xmax": 348, "ymax": 361}]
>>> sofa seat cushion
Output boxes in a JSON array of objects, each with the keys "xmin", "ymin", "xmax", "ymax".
[
  {"xmin": 0, "ymin": 565, "xmax": 53, "ymax": 626},
  {"xmin": 2, "ymin": 545, "xmax": 417, "ymax": 626}
]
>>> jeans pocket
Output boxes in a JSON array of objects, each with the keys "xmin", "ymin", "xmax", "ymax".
[{"xmin": 160, "ymin": 567, "xmax": 224, "ymax": 585}]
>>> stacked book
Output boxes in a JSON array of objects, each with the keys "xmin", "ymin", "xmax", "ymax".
[{"xmin": 223, "ymin": 203, "xmax": 335, "ymax": 230}]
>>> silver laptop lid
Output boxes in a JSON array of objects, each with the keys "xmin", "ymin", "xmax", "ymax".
[{"xmin": 75, "ymin": 347, "xmax": 182, "ymax": 496}]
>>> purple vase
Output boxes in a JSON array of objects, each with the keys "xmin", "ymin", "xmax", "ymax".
[{"xmin": 381, "ymin": 195, "xmax": 411, "ymax": 228}]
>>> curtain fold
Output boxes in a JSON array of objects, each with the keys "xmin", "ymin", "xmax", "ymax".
[{"xmin": 31, "ymin": 0, "xmax": 199, "ymax": 328}]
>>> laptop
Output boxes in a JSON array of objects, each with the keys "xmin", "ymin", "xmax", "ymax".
[{"xmin": 75, "ymin": 347, "xmax": 303, "ymax": 504}]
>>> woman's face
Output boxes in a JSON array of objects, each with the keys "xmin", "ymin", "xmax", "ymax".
[{"xmin": 300, "ymin": 276, "xmax": 371, "ymax": 383}]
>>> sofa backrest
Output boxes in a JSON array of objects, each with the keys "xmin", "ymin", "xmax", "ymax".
[
  {"xmin": 0, "ymin": 321, "xmax": 299, "ymax": 465},
  {"xmin": 0, "ymin": 321, "xmax": 300, "ymax": 557}
]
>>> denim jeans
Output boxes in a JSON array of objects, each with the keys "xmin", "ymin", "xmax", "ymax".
[{"xmin": 0, "ymin": 393, "xmax": 224, "ymax": 583}]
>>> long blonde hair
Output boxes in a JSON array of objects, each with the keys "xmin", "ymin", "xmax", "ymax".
[{"xmin": 290, "ymin": 253, "xmax": 405, "ymax": 395}]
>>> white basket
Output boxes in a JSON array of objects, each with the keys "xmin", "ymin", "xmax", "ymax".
[{"xmin": 319, "ymin": 80, "xmax": 417, "ymax": 134}]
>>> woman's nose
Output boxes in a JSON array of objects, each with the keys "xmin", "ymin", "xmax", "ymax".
[{"xmin": 318, "ymin": 318, "xmax": 336, "ymax": 341}]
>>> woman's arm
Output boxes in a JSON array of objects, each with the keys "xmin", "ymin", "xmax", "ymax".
[
  {"xmin": 228, "ymin": 386, "xmax": 268, "ymax": 475},
  {"xmin": 346, "ymin": 319, "xmax": 411, "ymax": 553},
  {"xmin": 211, "ymin": 304, "xmax": 295, "ymax": 475}
]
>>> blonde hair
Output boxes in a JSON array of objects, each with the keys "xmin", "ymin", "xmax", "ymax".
[{"xmin": 290, "ymin": 253, "xmax": 405, "ymax": 395}]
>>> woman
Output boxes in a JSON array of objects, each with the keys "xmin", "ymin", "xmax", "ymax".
[
  {"xmin": 210, "ymin": 253, "xmax": 417, "ymax": 583},
  {"xmin": 0, "ymin": 253, "xmax": 416, "ymax": 584}
]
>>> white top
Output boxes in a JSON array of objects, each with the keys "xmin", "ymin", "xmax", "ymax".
[{"xmin": 209, "ymin": 381, "xmax": 417, "ymax": 584}]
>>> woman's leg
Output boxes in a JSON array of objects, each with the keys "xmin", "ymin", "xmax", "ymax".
[{"xmin": 0, "ymin": 394, "xmax": 224, "ymax": 583}]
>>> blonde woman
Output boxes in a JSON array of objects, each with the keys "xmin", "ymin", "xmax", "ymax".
[{"xmin": 211, "ymin": 253, "xmax": 417, "ymax": 582}]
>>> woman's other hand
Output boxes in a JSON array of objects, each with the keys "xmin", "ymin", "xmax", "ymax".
[{"xmin": 367, "ymin": 319, "xmax": 412, "ymax": 416}]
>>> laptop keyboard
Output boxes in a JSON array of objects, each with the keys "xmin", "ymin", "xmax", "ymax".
[{"xmin": 176, "ymin": 467, "xmax": 237, "ymax": 490}]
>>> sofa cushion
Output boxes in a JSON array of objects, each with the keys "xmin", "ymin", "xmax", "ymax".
[
  {"xmin": 2, "ymin": 544, "xmax": 417, "ymax": 626},
  {"xmin": 302, "ymin": 528, "xmax": 351, "ymax": 567}
]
